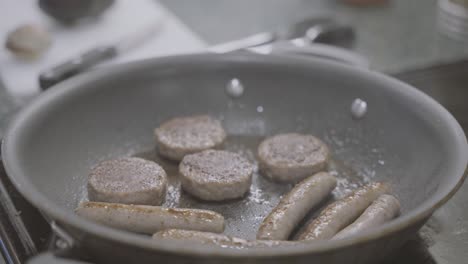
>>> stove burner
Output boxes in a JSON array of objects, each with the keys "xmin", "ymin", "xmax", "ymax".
[{"xmin": 0, "ymin": 150, "xmax": 51, "ymax": 264}]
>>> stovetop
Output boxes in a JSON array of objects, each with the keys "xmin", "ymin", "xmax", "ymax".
[
  {"xmin": 0, "ymin": 60, "xmax": 467, "ymax": 263},
  {"xmin": 0, "ymin": 154, "xmax": 51, "ymax": 263}
]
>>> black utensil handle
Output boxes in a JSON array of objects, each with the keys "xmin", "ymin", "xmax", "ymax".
[{"xmin": 39, "ymin": 46, "xmax": 116, "ymax": 90}]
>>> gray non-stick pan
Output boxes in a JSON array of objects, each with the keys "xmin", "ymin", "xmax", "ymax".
[{"xmin": 2, "ymin": 52, "xmax": 467, "ymax": 264}]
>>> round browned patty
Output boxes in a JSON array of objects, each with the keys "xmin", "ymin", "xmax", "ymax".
[
  {"xmin": 154, "ymin": 115, "xmax": 226, "ymax": 161},
  {"xmin": 179, "ymin": 150, "xmax": 253, "ymax": 201},
  {"xmin": 88, "ymin": 157, "xmax": 167, "ymax": 206},
  {"xmin": 258, "ymin": 133, "xmax": 330, "ymax": 182}
]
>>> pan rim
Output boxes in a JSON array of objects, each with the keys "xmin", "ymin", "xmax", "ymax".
[{"xmin": 2, "ymin": 52, "xmax": 467, "ymax": 258}]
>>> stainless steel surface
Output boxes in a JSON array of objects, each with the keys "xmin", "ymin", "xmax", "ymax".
[
  {"xmin": 159, "ymin": 0, "xmax": 468, "ymax": 72},
  {"xmin": 225, "ymin": 78, "xmax": 245, "ymax": 98},
  {"xmin": 262, "ymin": 44, "xmax": 369, "ymax": 68},
  {"xmin": 209, "ymin": 18, "xmax": 354, "ymax": 53},
  {"xmin": 350, "ymin": 98, "xmax": 368, "ymax": 119},
  {"xmin": 2, "ymin": 53, "xmax": 466, "ymax": 263},
  {"xmin": 208, "ymin": 32, "xmax": 276, "ymax": 53}
]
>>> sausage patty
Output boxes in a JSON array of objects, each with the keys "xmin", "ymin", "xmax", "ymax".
[
  {"xmin": 155, "ymin": 115, "xmax": 226, "ymax": 161},
  {"xmin": 88, "ymin": 157, "xmax": 167, "ymax": 206},
  {"xmin": 76, "ymin": 202, "xmax": 225, "ymax": 234},
  {"xmin": 257, "ymin": 172, "xmax": 337, "ymax": 240},
  {"xmin": 258, "ymin": 133, "xmax": 330, "ymax": 182},
  {"xmin": 179, "ymin": 150, "xmax": 253, "ymax": 201}
]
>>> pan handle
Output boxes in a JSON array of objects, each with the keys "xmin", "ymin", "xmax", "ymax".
[
  {"xmin": 23, "ymin": 222, "xmax": 94, "ymax": 264},
  {"xmin": 26, "ymin": 221, "xmax": 95, "ymax": 264},
  {"xmin": 27, "ymin": 222, "xmax": 92, "ymax": 264}
]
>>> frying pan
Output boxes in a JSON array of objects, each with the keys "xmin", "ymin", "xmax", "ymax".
[{"xmin": 2, "ymin": 52, "xmax": 467, "ymax": 264}]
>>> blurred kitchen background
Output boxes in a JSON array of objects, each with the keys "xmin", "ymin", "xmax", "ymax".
[{"xmin": 1, "ymin": 0, "xmax": 468, "ymax": 263}]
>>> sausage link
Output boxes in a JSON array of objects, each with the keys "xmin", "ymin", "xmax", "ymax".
[
  {"xmin": 333, "ymin": 194, "xmax": 400, "ymax": 240},
  {"xmin": 76, "ymin": 201, "xmax": 224, "ymax": 234},
  {"xmin": 153, "ymin": 229, "xmax": 296, "ymax": 248},
  {"xmin": 296, "ymin": 182, "xmax": 390, "ymax": 240},
  {"xmin": 257, "ymin": 172, "xmax": 336, "ymax": 240}
]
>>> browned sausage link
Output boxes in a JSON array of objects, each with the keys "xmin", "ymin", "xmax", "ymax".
[
  {"xmin": 333, "ymin": 194, "xmax": 400, "ymax": 240},
  {"xmin": 297, "ymin": 182, "xmax": 390, "ymax": 241},
  {"xmin": 257, "ymin": 172, "xmax": 337, "ymax": 240},
  {"xmin": 75, "ymin": 202, "xmax": 224, "ymax": 234},
  {"xmin": 153, "ymin": 229, "xmax": 296, "ymax": 248}
]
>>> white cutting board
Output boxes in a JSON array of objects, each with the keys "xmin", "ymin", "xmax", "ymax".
[{"xmin": 0, "ymin": 0, "xmax": 207, "ymax": 97}]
